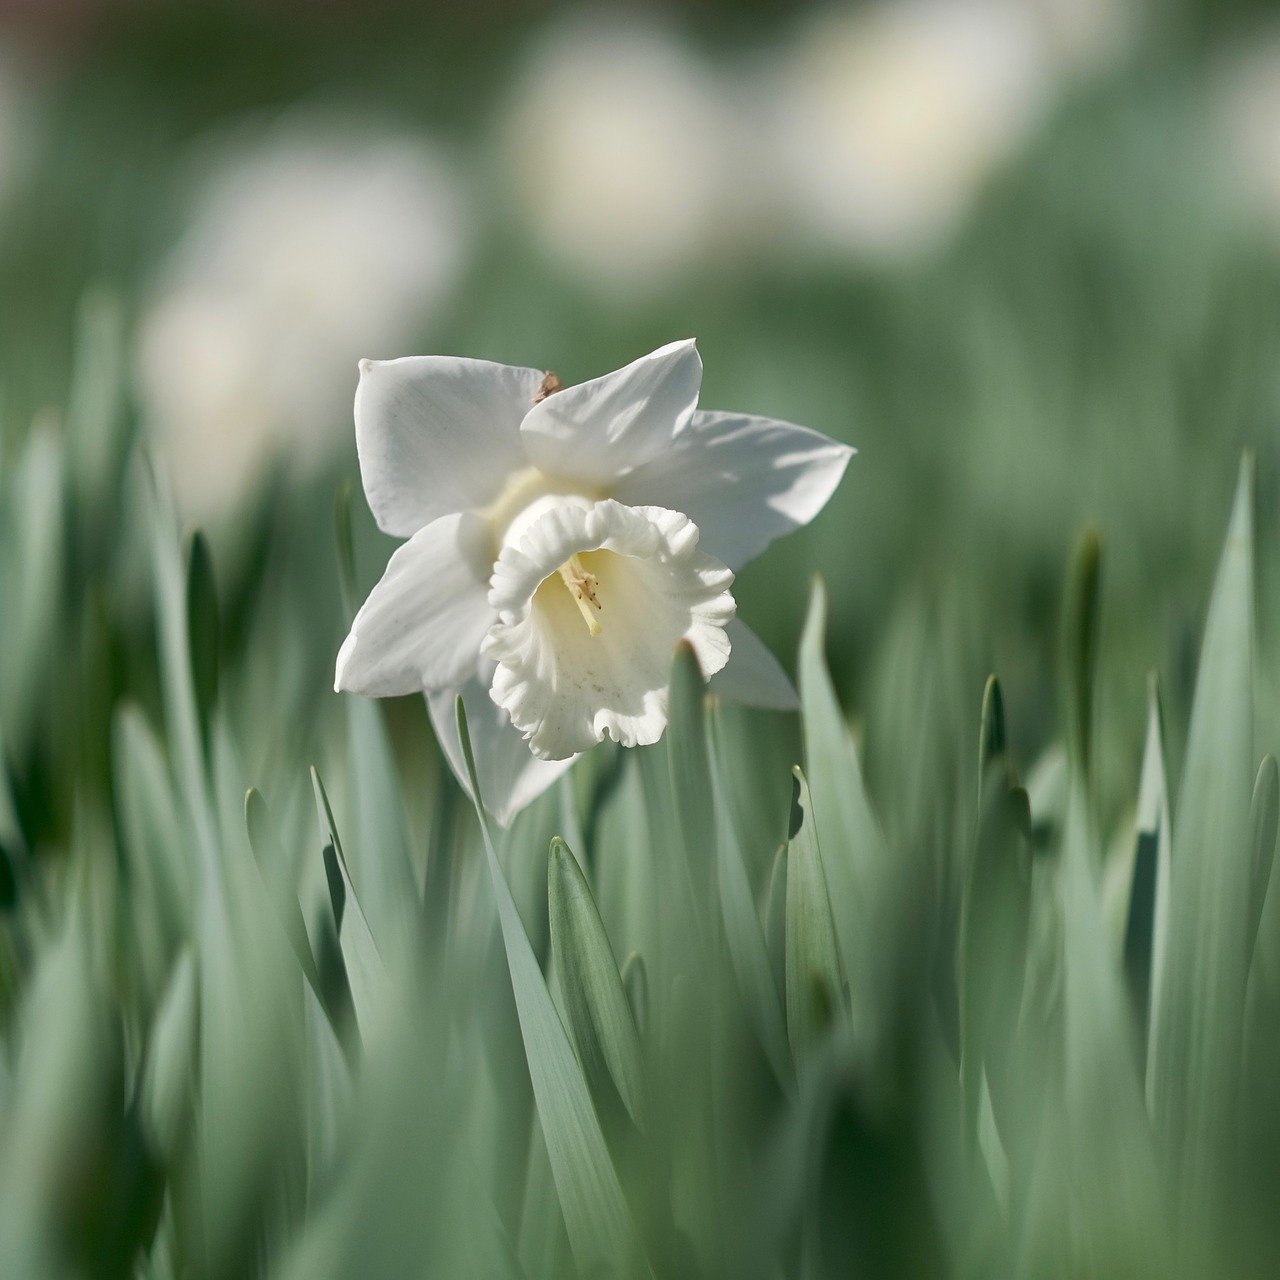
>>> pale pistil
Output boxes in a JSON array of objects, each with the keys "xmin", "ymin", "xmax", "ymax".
[{"xmin": 557, "ymin": 554, "xmax": 603, "ymax": 636}]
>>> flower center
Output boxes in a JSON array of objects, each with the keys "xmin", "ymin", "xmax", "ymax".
[
  {"xmin": 482, "ymin": 469, "xmax": 603, "ymax": 556},
  {"xmin": 557, "ymin": 552, "xmax": 603, "ymax": 636},
  {"xmin": 483, "ymin": 499, "xmax": 735, "ymax": 761}
]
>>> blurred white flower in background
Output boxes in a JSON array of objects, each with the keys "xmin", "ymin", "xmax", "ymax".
[
  {"xmin": 494, "ymin": 1, "xmax": 1138, "ymax": 287},
  {"xmin": 496, "ymin": 21, "xmax": 745, "ymax": 296},
  {"xmin": 136, "ymin": 111, "xmax": 469, "ymax": 522},
  {"xmin": 1211, "ymin": 27, "xmax": 1280, "ymax": 245},
  {"xmin": 766, "ymin": 0, "xmax": 1052, "ymax": 262}
]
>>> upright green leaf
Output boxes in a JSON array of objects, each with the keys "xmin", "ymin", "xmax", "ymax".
[
  {"xmin": 148, "ymin": 472, "xmax": 219, "ymax": 884},
  {"xmin": 558, "ymin": 774, "xmax": 587, "ymax": 867},
  {"xmin": 246, "ymin": 788, "xmax": 320, "ymax": 992},
  {"xmin": 301, "ymin": 981, "xmax": 353, "ymax": 1196},
  {"xmin": 1059, "ymin": 781, "xmax": 1162, "ymax": 1266},
  {"xmin": 140, "ymin": 949, "xmax": 199, "ymax": 1165},
  {"xmin": 667, "ymin": 640, "xmax": 715, "ymax": 922},
  {"xmin": 186, "ymin": 531, "xmax": 219, "ymax": 750},
  {"xmin": 456, "ymin": 699, "xmax": 645, "ymax": 1278},
  {"xmin": 1151, "ymin": 456, "xmax": 1255, "ymax": 1222},
  {"xmin": 333, "ymin": 482, "xmax": 419, "ymax": 953},
  {"xmin": 1063, "ymin": 529, "xmax": 1102, "ymax": 782},
  {"xmin": 345, "ymin": 696, "xmax": 419, "ymax": 955},
  {"xmin": 311, "ymin": 767, "xmax": 386, "ymax": 1043},
  {"xmin": 113, "ymin": 704, "xmax": 193, "ymax": 998},
  {"xmin": 709, "ymin": 717, "xmax": 791, "ymax": 1086},
  {"xmin": 1245, "ymin": 756, "xmax": 1279, "ymax": 976},
  {"xmin": 267, "ymin": 988, "xmax": 463, "ymax": 1280},
  {"xmin": 798, "ymin": 579, "xmax": 888, "ymax": 1022},
  {"xmin": 785, "ymin": 768, "xmax": 845, "ymax": 1070},
  {"xmin": 197, "ymin": 775, "xmax": 307, "ymax": 1280},
  {"xmin": 765, "ymin": 843, "xmax": 788, "ymax": 1011},
  {"xmin": 517, "ymin": 1106, "xmax": 574, "ymax": 1280},
  {"xmin": 1124, "ymin": 678, "xmax": 1171, "ymax": 1094},
  {"xmin": 549, "ymin": 836, "xmax": 648, "ymax": 1132},
  {"xmin": 959, "ymin": 736, "xmax": 1030, "ymax": 1145},
  {"xmin": 0, "ymin": 926, "xmax": 114, "ymax": 1276},
  {"xmin": 635, "ymin": 734, "xmax": 700, "ymax": 996},
  {"xmin": 1250, "ymin": 786, "xmax": 1280, "ymax": 1015},
  {"xmin": 977, "ymin": 674, "xmax": 1006, "ymax": 796},
  {"xmin": 621, "ymin": 952, "xmax": 649, "ymax": 1041}
]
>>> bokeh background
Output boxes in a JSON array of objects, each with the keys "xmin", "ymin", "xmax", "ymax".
[
  {"xmin": 7, "ymin": 4, "xmax": 1280, "ymax": 1277},
  {"xmin": 3, "ymin": 0, "xmax": 1280, "ymax": 876}
]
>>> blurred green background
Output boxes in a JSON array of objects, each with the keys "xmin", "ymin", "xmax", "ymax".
[
  {"xmin": 4, "ymin": 0, "xmax": 1280, "ymax": 837},
  {"xmin": 4, "ymin": 2, "xmax": 1280, "ymax": 1277}
]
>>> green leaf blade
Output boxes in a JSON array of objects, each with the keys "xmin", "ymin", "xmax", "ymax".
[
  {"xmin": 709, "ymin": 719, "xmax": 791, "ymax": 1087},
  {"xmin": 548, "ymin": 835, "xmax": 648, "ymax": 1133},
  {"xmin": 798, "ymin": 579, "xmax": 889, "ymax": 1026},
  {"xmin": 311, "ymin": 767, "xmax": 386, "ymax": 1044},
  {"xmin": 455, "ymin": 699, "xmax": 645, "ymax": 1278},
  {"xmin": 1152, "ymin": 456, "xmax": 1256, "ymax": 1221},
  {"xmin": 785, "ymin": 767, "xmax": 845, "ymax": 1070}
]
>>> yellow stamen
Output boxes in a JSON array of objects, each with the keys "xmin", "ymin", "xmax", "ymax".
[{"xmin": 558, "ymin": 554, "xmax": 603, "ymax": 636}]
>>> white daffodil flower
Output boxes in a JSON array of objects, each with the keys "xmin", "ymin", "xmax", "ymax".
[{"xmin": 335, "ymin": 339, "xmax": 853, "ymax": 823}]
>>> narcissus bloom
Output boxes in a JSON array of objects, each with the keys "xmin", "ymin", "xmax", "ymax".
[{"xmin": 336, "ymin": 339, "xmax": 852, "ymax": 823}]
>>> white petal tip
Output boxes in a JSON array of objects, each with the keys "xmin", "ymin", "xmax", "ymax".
[
  {"xmin": 334, "ymin": 631, "xmax": 357, "ymax": 693},
  {"xmin": 663, "ymin": 337, "xmax": 699, "ymax": 362}
]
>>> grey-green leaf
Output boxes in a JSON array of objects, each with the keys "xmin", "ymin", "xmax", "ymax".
[
  {"xmin": 710, "ymin": 725, "xmax": 791, "ymax": 1086},
  {"xmin": 620, "ymin": 952, "xmax": 649, "ymax": 1041},
  {"xmin": 311, "ymin": 766, "xmax": 386, "ymax": 1043},
  {"xmin": 141, "ymin": 949, "xmax": 199, "ymax": 1164},
  {"xmin": 186, "ymin": 530, "xmax": 219, "ymax": 748},
  {"xmin": 1057, "ymin": 781, "xmax": 1163, "ymax": 1265},
  {"xmin": 1151, "ymin": 455, "xmax": 1255, "ymax": 1221},
  {"xmin": 1063, "ymin": 528, "xmax": 1102, "ymax": 780},
  {"xmin": 667, "ymin": 640, "xmax": 715, "ymax": 921},
  {"xmin": 246, "ymin": 787, "xmax": 320, "ymax": 992},
  {"xmin": 798, "ymin": 579, "xmax": 888, "ymax": 1021},
  {"xmin": 549, "ymin": 835, "xmax": 648, "ymax": 1132},
  {"xmin": 959, "ymin": 761, "xmax": 1030, "ymax": 1143},
  {"xmin": 785, "ymin": 767, "xmax": 846, "ymax": 1070},
  {"xmin": 978, "ymin": 674, "xmax": 1006, "ymax": 795},
  {"xmin": 455, "ymin": 699, "xmax": 645, "ymax": 1278},
  {"xmin": 1245, "ymin": 756, "xmax": 1279, "ymax": 979},
  {"xmin": 1124, "ymin": 678, "xmax": 1171, "ymax": 1094}
]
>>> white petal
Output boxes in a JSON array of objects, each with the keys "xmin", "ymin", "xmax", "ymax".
[
  {"xmin": 518, "ymin": 339, "xmax": 702, "ymax": 487},
  {"xmin": 612, "ymin": 409, "xmax": 855, "ymax": 569},
  {"xmin": 709, "ymin": 619, "xmax": 799, "ymax": 711},
  {"xmin": 355, "ymin": 355, "xmax": 545, "ymax": 536},
  {"xmin": 482, "ymin": 499, "xmax": 735, "ymax": 760},
  {"xmin": 335, "ymin": 512, "xmax": 496, "ymax": 696},
  {"xmin": 427, "ymin": 672, "xmax": 577, "ymax": 826}
]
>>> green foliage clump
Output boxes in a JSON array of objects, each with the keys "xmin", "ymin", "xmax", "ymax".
[{"xmin": 2, "ymin": 316, "xmax": 1280, "ymax": 1280}]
